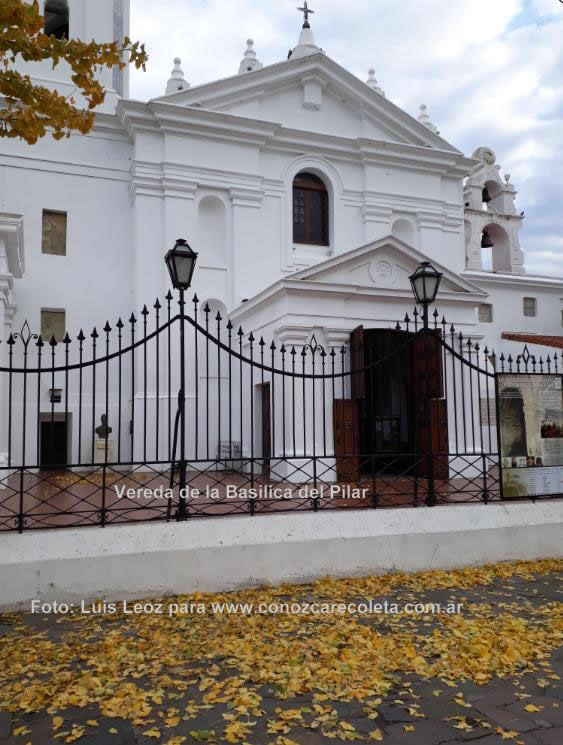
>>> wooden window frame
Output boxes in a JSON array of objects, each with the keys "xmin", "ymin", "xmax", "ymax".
[
  {"xmin": 42, "ymin": 209, "xmax": 68, "ymax": 256},
  {"xmin": 523, "ymin": 297, "xmax": 537, "ymax": 318},
  {"xmin": 478, "ymin": 303, "xmax": 493, "ymax": 323},
  {"xmin": 41, "ymin": 308, "xmax": 66, "ymax": 344},
  {"xmin": 293, "ymin": 173, "xmax": 329, "ymax": 247}
]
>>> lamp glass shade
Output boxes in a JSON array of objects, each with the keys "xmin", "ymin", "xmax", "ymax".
[
  {"xmin": 409, "ymin": 261, "xmax": 443, "ymax": 306},
  {"xmin": 165, "ymin": 239, "xmax": 198, "ymax": 290}
]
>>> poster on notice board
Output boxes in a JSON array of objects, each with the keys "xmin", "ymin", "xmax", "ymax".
[{"xmin": 498, "ymin": 374, "xmax": 563, "ymax": 498}]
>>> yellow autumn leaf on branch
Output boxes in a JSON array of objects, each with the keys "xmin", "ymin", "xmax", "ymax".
[{"xmin": 0, "ymin": 0, "xmax": 148, "ymax": 144}]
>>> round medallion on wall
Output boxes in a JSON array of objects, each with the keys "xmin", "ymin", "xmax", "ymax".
[{"xmin": 370, "ymin": 260, "xmax": 393, "ymax": 283}]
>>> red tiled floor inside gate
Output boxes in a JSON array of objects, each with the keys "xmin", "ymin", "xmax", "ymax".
[{"xmin": 0, "ymin": 465, "xmax": 502, "ymax": 531}]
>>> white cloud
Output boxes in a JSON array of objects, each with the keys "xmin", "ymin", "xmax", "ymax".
[{"xmin": 129, "ymin": 0, "xmax": 563, "ymax": 277}]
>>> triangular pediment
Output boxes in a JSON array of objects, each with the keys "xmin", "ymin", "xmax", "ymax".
[
  {"xmin": 289, "ymin": 236, "xmax": 487, "ymax": 296},
  {"xmin": 155, "ymin": 54, "xmax": 459, "ymax": 151}
]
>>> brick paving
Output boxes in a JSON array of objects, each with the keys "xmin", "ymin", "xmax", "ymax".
[
  {"xmin": 0, "ymin": 567, "xmax": 561, "ymax": 745},
  {"xmin": 0, "ymin": 466, "xmax": 502, "ymax": 531}
]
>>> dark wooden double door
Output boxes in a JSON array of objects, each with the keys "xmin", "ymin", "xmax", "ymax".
[{"xmin": 333, "ymin": 327, "xmax": 449, "ymax": 481}]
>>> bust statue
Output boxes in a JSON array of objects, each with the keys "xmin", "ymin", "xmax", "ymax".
[{"xmin": 95, "ymin": 414, "xmax": 112, "ymax": 439}]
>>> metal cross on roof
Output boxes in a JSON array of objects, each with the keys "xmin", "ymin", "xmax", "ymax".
[{"xmin": 298, "ymin": 1, "xmax": 315, "ymax": 27}]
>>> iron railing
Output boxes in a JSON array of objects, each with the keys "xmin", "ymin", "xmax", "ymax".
[{"xmin": 0, "ymin": 294, "xmax": 560, "ymax": 532}]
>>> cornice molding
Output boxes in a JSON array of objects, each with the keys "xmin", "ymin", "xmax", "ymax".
[
  {"xmin": 230, "ymin": 277, "xmax": 485, "ymax": 324},
  {"xmin": 361, "ymin": 204, "xmax": 393, "ymax": 223},
  {"xmin": 465, "ymin": 207, "xmax": 523, "ymax": 222},
  {"xmin": 118, "ymin": 99, "xmax": 473, "ymax": 182},
  {"xmin": 153, "ymin": 53, "xmax": 460, "ymax": 153},
  {"xmin": 462, "ymin": 271, "xmax": 563, "ymax": 290},
  {"xmin": 0, "ymin": 153, "xmax": 130, "ymax": 183}
]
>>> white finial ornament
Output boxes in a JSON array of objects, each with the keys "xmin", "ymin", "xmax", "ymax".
[
  {"xmin": 238, "ymin": 38, "xmax": 263, "ymax": 74},
  {"xmin": 418, "ymin": 104, "xmax": 439, "ymax": 135},
  {"xmin": 165, "ymin": 58, "xmax": 189, "ymax": 95},
  {"xmin": 291, "ymin": 2, "xmax": 322, "ymax": 60},
  {"xmin": 366, "ymin": 68, "xmax": 385, "ymax": 97}
]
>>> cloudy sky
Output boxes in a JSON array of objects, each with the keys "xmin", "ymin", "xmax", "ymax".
[{"xmin": 129, "ymin": 0, "xmax": 563, "ymax": 277}]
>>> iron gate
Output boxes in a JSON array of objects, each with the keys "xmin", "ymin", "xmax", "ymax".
[{"xmin": 0, "ymin": 294, "xmax": 560, "ymax": 532}]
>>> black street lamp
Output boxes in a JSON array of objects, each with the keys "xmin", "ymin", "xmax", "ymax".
[
  {"xmin": 165, "ymin": 238, "xmax": 198, "ymax": 521},
  {"xmin": 409, "ymin": 261, "xmax": 443, "ymax": 317},
  {"xmin": 165, "ymin": 239, "xmax": 198, "ymax": 291},
  {"xmin": 408, "ymin": 261, "xmax": 443, "ymax": 508}
]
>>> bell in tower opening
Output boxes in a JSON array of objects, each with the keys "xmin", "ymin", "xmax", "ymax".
[
  {"xmin": 481, "ymin": 228, "xmax": 494, "ymax": 249},
  {"xmin": 482, "ymin": 186, "xmax": 492, "ymax": 204}
]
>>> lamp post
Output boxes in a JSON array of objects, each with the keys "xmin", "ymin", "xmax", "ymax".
[
  {"xmin": 409, "ymin": 261, "xmax": 443, "ymax": 507},
  {"xmin": 165, "ymin": 238, "xmax": 198, "ymax": 521},
  {"xmin": 409, "ymin": 261, "xmax": 443, "ymax": 329}
]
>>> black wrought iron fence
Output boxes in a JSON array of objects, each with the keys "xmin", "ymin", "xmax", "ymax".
[{"xmin": 0, "ymin": 294, "xmax": 560, "ymax": 532}]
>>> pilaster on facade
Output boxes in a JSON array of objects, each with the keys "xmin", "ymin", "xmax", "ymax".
[
  {"xmin": 274, "ymin": 325, "xmax": 316, "ymax": 349},
  {"xmin": 229, "ymin": 187, "xmax": 264, "ymax": 209},
  {"xmin": 129, "ymin": 161, "xmax": 164, "ymax": 201},
  {"xmin": 0, "ymin": 214, "xmax": 22, "ymax": 480},
  {"xmin": 415, "ymin": 209, "xmax": 448, "ymax": 232},
  {"xmin": 361, "ymin": 203, "xmax": 392, "ymax": 242},
  {"xmin": 441, "ymin": 213, "xmax": 465, "ymax": 234},
  {"xmin": 325, "ymin": 328, "xmax": 352, "ymax": 349},
  {"xmin": 162, "ymin": 174, "xmax": 199, "ymax": 202}
]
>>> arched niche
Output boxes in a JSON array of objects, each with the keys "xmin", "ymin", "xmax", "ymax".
[
  {"xmin": 200, "ymin": 298, "xmax": 227, "ymax": 320},
  {"xmin": 197, "ymin": 196, "xmax": 227, "ymax": 266},
  {"xmin": 391, "ymin": 218, "xmax": 416, "ymax": 247},
  {"xmin": 482, "ymin": 223, "xmax": 510, "ymax": 272}
]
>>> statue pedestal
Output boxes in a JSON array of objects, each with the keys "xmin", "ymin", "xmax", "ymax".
[{"xmin": 94, "ymin": 438, "xmax": 115, "ymax": 465}]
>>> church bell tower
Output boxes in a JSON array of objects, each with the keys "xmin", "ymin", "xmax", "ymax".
[
  {"xmin": 464, "ymin": 147, "xmax": 525, "ymax": 274},
  {"xmin": 15, "ymin": 0, "xmax": 131, "ymax": 112}
]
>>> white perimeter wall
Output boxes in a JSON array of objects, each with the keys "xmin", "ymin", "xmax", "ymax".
[{"xmin": 0, "ymin": 501, "xmax": 561, "ymax": 610}]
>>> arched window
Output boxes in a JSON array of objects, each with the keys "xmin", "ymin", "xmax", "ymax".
[
  {"xmin": 44, "ymin": 0, "xmax": 69, "ymax": 40},
  {"xmin": 293, "ymin": 172, "xmax": 329, "ymax": 246}
]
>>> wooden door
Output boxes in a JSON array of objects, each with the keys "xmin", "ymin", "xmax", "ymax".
[
  {"xmin": 350, "ymin": 326, "xmax": 365, "ymax": 400},
  {"xmin": 410, "ymin": 331, "xmax": 449, "ymax": 479},
  {"xmin": 333, "ymin": 399, "xmax": 360, "ymax": 482},
  {"xmin": 261, "ymin": 383, "xmax": 271, "ymax": 478}
]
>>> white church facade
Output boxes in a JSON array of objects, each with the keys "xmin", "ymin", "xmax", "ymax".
[{"xmin": 1, "ymin": 0, "xmax": 562, "ymax": 496}]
